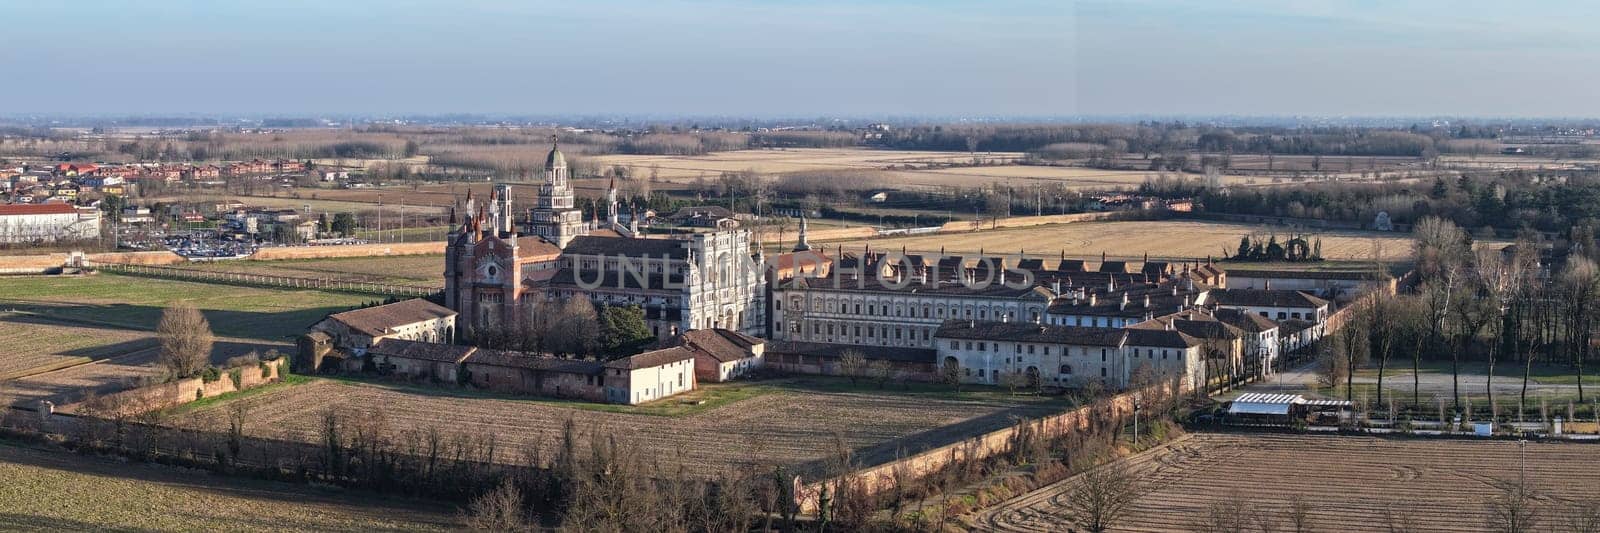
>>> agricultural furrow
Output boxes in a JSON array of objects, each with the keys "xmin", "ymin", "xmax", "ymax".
[{"xmin": 973, "ymin": 433, "xmax": 1600, "ymax": 532}]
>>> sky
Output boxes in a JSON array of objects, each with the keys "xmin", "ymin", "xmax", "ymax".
[{"xmin": 1, "ymin": 0, "xmax": 1597, "ymax": 118}]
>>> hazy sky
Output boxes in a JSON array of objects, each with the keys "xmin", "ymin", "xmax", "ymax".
[{"xmin": 2, "ymin": 0, "xmax": 1597, "ymax": 117}]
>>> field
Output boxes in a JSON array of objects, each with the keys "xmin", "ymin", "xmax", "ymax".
[
  {"xmin": 970, "ymin": 432, "xmax": 1600, "ymax": 532},
  {"xmin": 184, "ymin": 254, "xmax": 445, "ymax": 288},
  {"xmin": 818, "ymin": 220, "xmax": 1420, "ymax": 261},
  {"xmin": 0, "ymin": 274, "xmax": 369, "ymax": 406},
  {"xmin": 172, "ymin": 377, "xmax": 1064, "ymax": 477},
  {"xmin": 0, "ymin": 273, "xmax": 372, "ymax": 341},
  {"xmin": 0, "ymin": 316, "xmax": 154, "ymax": 381},
  {"xmin": 0, "ymin": 441, "xmax": 454, "ymax": 531},
  {"xmin": 590, "ymin": 148, "xmax": 1264, "ymax": 191}
]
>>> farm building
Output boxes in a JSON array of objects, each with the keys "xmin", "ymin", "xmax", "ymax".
[
  {"xmin": 462, "ymin": 349, "xmax": 605, "ymax": 401},
  {"xmin": 369, "ymin": 339, "xmax": 474, "ymax": 382},
  {"xmin": 0, "ymin": 203, "xmax": 101, "ymax": 243},
  {"xmin": 1208, "ymin": 288, "xmax": 1331, "ymax": 323},
  {"xmin": 309, "ymin": 298, "xmax": 458, "ymax": 354},
  {"xmin": 1225, "ymin": 269, "xmax": 1392, "ymax": 299},
  {"xmin": 933, "ymin": 320, "xmax": 1205, "ymax": 391},
  {"xmin": 675, "ymin": 328, "xmax": 766, "ymax": 382},
  {"xmin": 602, "ymin": 346, "xmax": 697, "ymax": 405},
  {"xmin": 764, "ymin": 341, "xmax": 938, "ymax": 381}
]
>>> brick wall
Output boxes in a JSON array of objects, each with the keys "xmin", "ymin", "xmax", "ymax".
[
  {"xmin": 795, "ymin": 382, "xmax": 1176, "ymax": 513},
  {"xmin": 57, "ymin": 357, "xmax": 288, "ymax": 418}
]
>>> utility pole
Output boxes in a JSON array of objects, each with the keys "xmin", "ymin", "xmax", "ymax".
[{"xmin": 377, "ymin": 193, "xmax": 384, "ymax": 243}]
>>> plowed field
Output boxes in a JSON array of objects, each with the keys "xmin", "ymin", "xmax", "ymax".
[
  {"xmin": 970, "ymin": 432, "xmax": 1600, "ymax": 532},
  {"xmin": 173, "ymin": 379, "xmax": 1057, "ymax": 477}
]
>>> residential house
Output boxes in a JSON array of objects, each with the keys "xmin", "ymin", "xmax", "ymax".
[
  {"xmin": 308, "ymin": 298, "xmax": 458, "ymax": 354},
  {"xmin": 601, "ymin": 346, "xmax": 697, "ymax": 404},
  {"xmin": 675, "ymin": 328, "xmax": 765, "ymax": 382}
]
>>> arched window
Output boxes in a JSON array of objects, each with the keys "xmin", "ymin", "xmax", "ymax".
[{"xmin": 1060, "ymin": 364, "xmax": 1073, "ymax": 375}]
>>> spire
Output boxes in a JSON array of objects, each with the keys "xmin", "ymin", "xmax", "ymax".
[
  {"xmin": 606, "ymin": 176, "xmax": 619, "ymax": 229},
  {"xmin": 793, "ymin": 215, "xmax": 811, "ymax": 252}
]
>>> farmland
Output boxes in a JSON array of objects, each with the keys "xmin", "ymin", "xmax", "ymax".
[
  {"xmin": 970, "ymin": 432, "xmax": 1600, "ymax": 533},
  {"xmin": 183, "ymin": 254, "xmax": 445, "ymax": 288},
  {"xmin": 0, "ymin": 441, "xmax": 455, "ymax": 531},
  {"xmin": 589, "ymin": 148, "xmax": 1264, "ymax": 191},
  {"xmin": 171, "ymin": 377, "xmax": 1064, "ymax": 477},
  {"xmin": 0, "ymin": 274, "xmax": 368, "ymax": 406},
  {"xmin": 819, "ymin": 219, "xmax": 1422, "ymax": 261},
  {"xmin": 0, "ymin": 316, "xmax": 154, "ymax": 381},
  {"xmin": 0, "ymin": 272, "xmax": 372, "ymax": 341}
]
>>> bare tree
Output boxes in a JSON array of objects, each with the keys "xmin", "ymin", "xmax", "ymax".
[
  {"xmin": 1285, "ymin": 494, "xmax": 1315, "ymax": 533},
  {"xmin": 1484, "ymin": 474, "xmax": 1541, "ymax": 533},
  {"xmin": 157, "ymin": 302, "xmax": 213, "ymax": 379},
  {"xmin": 867, "ymin": 359, "xmax": 893, "ymax": 389},
  {"xmin": 1560, "ymin": 257, "xmax": 1600, "ymax": 403},
  {"xmin": 463, "ymin": 478, "xmax": 532, "ymax": 531},
  {"xmin": 837, "ymin": 349, "xmax": 867, "ymax": 385},
  {"xmin": 1190, "ymin": 491, "xmax": 1258, "ymax": 533},
  {"xmin": 1065, "ymin": 463, "xmax": 1142, "ymax": 533}
]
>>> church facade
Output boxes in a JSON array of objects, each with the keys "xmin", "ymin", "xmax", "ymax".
[{"xmin": 445, "ymin": 140, "xmax": 765, "ymax": 341}]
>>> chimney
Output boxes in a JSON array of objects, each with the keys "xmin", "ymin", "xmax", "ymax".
[
  {"xmin": 1143, "ymin": 294, "xmax": 1151, "ymax": 308},
  {"xmin": 1265, "ymin": 280, "xmax": 1272, "ymax": 290},
  {"xmin": 1052, "ymin": 279, "xmax": 1062, "ymax": 294},
  {"xmin": 1089, "ymin": 293, "xmax": 1098, "ymax": 306},
  {"xmin": 1183, "ymin": 294, "xmax": 1192, "ymax": 308},
  {"xmin": 1172, "ymin": 285, "xmax": 1179, "ymax": 296},
  {"xmin": 1120, "ymin": 293, "xmax": 1129, "ymax": 310}
]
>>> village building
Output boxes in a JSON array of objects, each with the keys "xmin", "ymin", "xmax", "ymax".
[
  {"xmin": 0, "ymin": 203, "xmax": 102, "ymax": 243},
  {"xmin": 771, "ymin": 273, "xmax": 1055, "ymax": 349},
  {"xmin": 1225, "ymin": 269, "xmax": 1392, "ymax": 300},
  {"xmin": 933, "ymin": 320, "xmax": 1205, "ymax": 391},
  {"xmin": 765, "ymin": 341, "xmax": 939, "ymax": 381},
  {"xmin": 675, "ymin": 328, "xmax": 766, "ymax": 382},
  {"xmin": 602, "ymin": 346, "xmax": 698, "ymax": 404},
  {"xmin": 461, "ymin": 348, "xmax": 605, "ymax": 401},
  {"xmin": 368, "ymin": 338, "xmax": 475, "ymax": 382},
  {"xmin": 1212, "ymin": 308, "xmax": 1282, "ymax": 376},
  {"xmin": 308, "ymin": 298, "xmax": 458, "ymax": 354},
  {"xmin": 1208, "ymin": 288, "xmax": 1331, "ymax": 323}
]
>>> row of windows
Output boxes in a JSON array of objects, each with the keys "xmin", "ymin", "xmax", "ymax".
[
  {"xmin": 794, "ymin": 321, "xmax": 934, "ymax": 342},
  {"xmin": 786, "ymin": 296, "xmax": 1040, "ymax": 323}
]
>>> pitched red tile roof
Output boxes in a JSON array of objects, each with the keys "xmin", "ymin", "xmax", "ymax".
[
  {"xmin": 326, "ymin": 298, "xmax": 456, "ymax": 337},
  {"xmin": 0, "ymin": 203, "xmax": 79, "ymax": 216},
  {"xmin": 604, "ymin": 346, "xmax": 696, "ymax": 370}
]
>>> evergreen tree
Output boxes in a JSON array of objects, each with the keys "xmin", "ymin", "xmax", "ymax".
[{"xmin": 599, "ymin": 305, "xmax": 653, "ymax": 357}]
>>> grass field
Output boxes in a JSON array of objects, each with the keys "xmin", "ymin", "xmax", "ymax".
[
  {"xmin": 819, "ymin": 219, "xmax": 1421, "ymax": 261},
  {"xmin": 171, "ymin": 376, "xmax": 1066, "ymax": 477},
  {"xmin": 0, "ymin": 316, "xmax": 154, "ymax": 381},
  {"xmin": 183, "ymin": 254, "xmax": 445, "ymax": 288},
  {"xmin": 0, "ymin": 441, "xmax": 455, "ymax": 531},
  {"xmin": 0, "ymin": 273, "xmax": 372, "ymax": 341},
  {"xmin": 970, "ymin": 432, "xmax": 1600, "ymax": 532}
]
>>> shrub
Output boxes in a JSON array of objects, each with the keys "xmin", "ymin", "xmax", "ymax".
[
  {"xmin": 228, "ymin": 369, "xmax": 243, "ymax": 390},
  {"xmin": 259, "ymin": 361, "xmax": 272, "ymax": 379},
  {"xmin": 200, "ymin": 366, "xmax": 222, "ymax": 383},
  {"xmin": 225, "ymin": 352, "xmax": 261, "ymax": 370}
]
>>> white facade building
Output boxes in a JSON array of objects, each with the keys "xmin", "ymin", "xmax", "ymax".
[{"xmin": 0, "ymin": 204, "xmax": 100, "ymax": 243}]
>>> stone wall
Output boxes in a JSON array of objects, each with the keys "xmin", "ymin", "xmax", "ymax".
[
  {"xmin": 56, "ymin": 357, "xmax": 288, "ymax": 418},
  {"xmin": 247, "ymin": 241, "xmax": 444, "ymax": 260},
  {"xmin": 795, "ymin": 383, "xmax": 1174, "ymax": 513}
]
